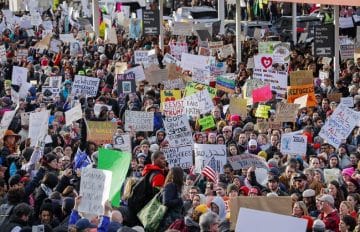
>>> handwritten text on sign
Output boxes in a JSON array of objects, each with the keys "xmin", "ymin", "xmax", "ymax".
[
  {"xmin": 227, "ymin": 154, "xmax": 269, "ymax": 171},
  {"xmin": 79, "ymin": 168, "xmax": 112, "ymax": 215},
  {"xmin": 280, "ymin": 133, "xmax": 307, "ymax": 155},
  {"xmin": 124, "ymin": 110, "xmax": 154, "ymax": 132},
  {"xmin": 161, "ymin": 145, "xmax": 193, "ymax": 169},
  {"xmin": 71, "ymin": 75, "xmax": 100, "ymax": 97},
  {"xmin": 163, "ymin": 115, "xmax": 193, "ymax": 147},
  {"xmin": 194, "ymin": 144, "xmax": 227, "ymax": 174},
  {"xmin": 319, "ymin": 104, "xmax": 360, "ymax": 148}
]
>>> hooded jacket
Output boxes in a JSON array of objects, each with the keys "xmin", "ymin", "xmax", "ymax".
[
  {"xmin": 211, "ymin": 197, "xmax": 227, "ymax": 221},
  {"xmin": 142, "ymin": 164, "xmax": 165, "ymax": 188}
]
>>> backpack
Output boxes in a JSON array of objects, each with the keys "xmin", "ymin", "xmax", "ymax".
[
  {"xmin": 127, "ymin": 170, "xmax": 160, "ymax": 214},
  {"xmin": 0, "ymin": 203, "xmax": 14, "ymax": 227}
]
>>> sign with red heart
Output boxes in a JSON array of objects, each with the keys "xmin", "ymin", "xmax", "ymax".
[{"xmin": 261, "ymin": 56, "xmax": 273, "ymax": 69}]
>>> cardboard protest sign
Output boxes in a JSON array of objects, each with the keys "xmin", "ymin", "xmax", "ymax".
[
  {"xmin": 293, "ymin": 94, "xmax": 308, "ymax": 109},
  {"xmin": 340, "ymin": 97, "xmax": 354, "ymax": 108},
  {"xmin": 230, "ymin": 196, "xmax": 292, "ymax": 231},
  {"xmin": 319, "ymin": 104, "xmax": 360, "ymax": 148},
  {"xmin": 34, "ymin": 34, "xmax": 52, "ymax": 50},
  {"xmin": 145, "ymin": 67, "xmax": 168, "ymax": 84},
  {"xmin": 161, "ymin": 145, "xmax": 193, "ymax": 169},
  {"xmin": 255, "ymin": 105, "xmax": 270, "ymax": 119},
  {"xmin": 235, "ymin": 208, "xmax": 307, "ymax": 232},
  {"xmin": 287, "ymin": 84, "xmax": 317, "ymax": 107},
  {"xmin": 216, "ymin": 74, "xmax": 236, "ymax": 94},
  {"xmin": 113, "ymin": 133, "xmax": 132, "ymax": 153},
  {"xmin": 184, "ymin": 82, "xmax": 217, "ymax": 99},
  {"xmin": 167, "ymin": 64, "xmax": 184, "ymax": 80},
  {"xmin": 252, "ymin": 85, "xmax": 272, "ymax": 103},
  {"xmin": 12, "ymin": 66, "xmax": 28, "ymax": 86},
  {"xmin": 29, "ymin": 110, "xmax": 50, "ymax": 146},
  {"xmin": 227, "ymin": 154, "xmax": 268, "ymax": 171},
  {"xmin": 183, "ymin": 89, "xmax": 214, "ymax": 116},
  {"xmin": 229, "ymin": 97, "xmax": 247, "ymax": 119},
  {"xmin": 124, "ymin": 110, "xmax": 154, "ymax": 132},
  {"xmin": 72, "ymin": 75, "xmax": 100, "ymax": 97},
  {"xmin": 163, "ymin": 78, "xmax": 185, "ymax": 90},
  {"xmin": 160, "ymin": 90, "xmax": 182, "ymax": 104},
  {"xmin": 87, "ymin": 121, "xmax": 117, "ymax": 144},
  {"xmin": 289, "ymin": 70, "xmax": 313, "ymax": 86},
  {"xmin": 0, "ymin": 110, "xmax": 17, "ymax": 139},
  {"xmin": 65, "ymin": 104, "xmax": 82, "ymax": 126},
  {"xmin": 323, "ymin": 168, "xmax": 341, "ymax": 184},
  {"xmin": 98, "ymin": 149, "xmax": 131, "ymax": 206},
  {"xmin": 199, "ymin": 115, "xmax": 215, "ymax": 131},
  {"xmin": 275, "ymin": 102, "xmax": 300, "ymax": 122},
  {"xmin": 327, "ymin": 93, "xmax": 342, "ymax": 103},
  {"xmin": 117, "ymin": 73, "xmax": 136, "ymax": 95},
  {"xmin": 194, "ymin": 143, "xmax": 227, "ymax": 174},
  {"xmin": 163, "ymin": 115, "xmax": 193, "ymax": 147},
  {"xmin": 79, "ymin": 168, "xmax": 112, "ymax": 215},
  {"xmin": 253, "ymin": 69, "xmax": 288, "ymax": 98},
  {"xmin": 280, "ymin": 133, "xmax": 307, "ymax": 155},
  {"xmin": 124, "ymin": 66, "xmax": 145, "ymax": 82}
]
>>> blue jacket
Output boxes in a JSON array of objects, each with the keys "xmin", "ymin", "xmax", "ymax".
[{"xmin": 69, "ymin": 210, "xmax": 110, "ymax": 232}]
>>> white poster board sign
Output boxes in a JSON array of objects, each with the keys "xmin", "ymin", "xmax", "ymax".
[
  {"xmin": 235, "ymin": 208, "xmax": 307, "ymax": 232},
  {"xmin": 319, "ymin": 104, "xmax": 360, "ymax": 148},
  {"xmin": 124, "ymin": 110, "xmax": 154, "ymax": 132},
  {"xmin": 12, "ymin": 66, "xmax": 28, "ymax": 86},
  {"xmin": 0, "ymin": 110, "xmax": 17, "ymax": 139},
  {"xmin": 113, "ymin": 133, "xmax": 132, "ymax": 153},
  {"xmin": 71, "ymin": 75, "xmax": 100, "ymax": 97},
  {"xmin": 280, "ymin": 133, "xmax": 307, "ymax": 155},
  {"xmin": 124, "ymin": 66, "xmax": 146, "ymax": 82},
  {"xmin": 163, "ymin": 115, "xmax": 193, "ymax": 147},
  {"xmin": 180, "ymin": 53, "xmax": 214, "ymax": 72},
  {"xmin": 183, "ymin": 89, "xmax": 214, "ymax": 116},
  {"xmin": 65, "ymin": 104, "xmax": 82, "ymax": 126},
  {"xmin": 161, "ymin": 145, "xmax": 193, "ymax": 169},
  {"xmin": 340, "ymin": 97, "xmax": 354, "ymax": 108},
  {"xmin": 28, "ymin": 110, "xmax": 50, "ymax": 146},
  {"xmin": 194, "ymin": 143, "xmax": 227, "ymax": 174},
  {"xmin": 79, "ymin": 168, "xmax": 112, "ymax": 216}
]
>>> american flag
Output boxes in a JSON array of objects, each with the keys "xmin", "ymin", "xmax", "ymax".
[{"xmin": 201, "ymin": 165, "xmax": 218, "ymax": 183}]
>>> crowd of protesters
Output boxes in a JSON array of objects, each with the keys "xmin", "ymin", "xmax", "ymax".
[{"xmin": 0, "ymin": 2, "xmax": 360, "ymax": 232}]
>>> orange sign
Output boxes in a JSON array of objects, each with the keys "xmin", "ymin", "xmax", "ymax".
[{"xmin": 287, "ymin": 84, "xmax": 317, "ymax": 107}]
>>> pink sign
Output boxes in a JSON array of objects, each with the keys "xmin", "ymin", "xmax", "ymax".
[{"xmin": 252, "ymin": 85, "xmax": 272, "ymax": 103}]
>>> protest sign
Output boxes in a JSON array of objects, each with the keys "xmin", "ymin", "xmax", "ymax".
[
  {"xmin": 160, "ymin": 90, "xmax": 182, "ymax": 104},
  {"xmin": 252, "ymin": 69, "xmax": 288, "ymax": 98},
  {"xmin": 289, "ymin": 70, "xmax": 313, "ymax": 86},
  {"xmin": 162, "ymin": 53, "xmax": 181, "ymax": 66},
  {"xmin": 258, "ymin": 41, "xmax": 280, "ymax": 54},
  {"xmin": 113, "ymin": 133, "xmax": 132, "ymax": 153},
  {"xmin": 194, "ymin": 143, "xmax": 227, "ymax": 174},
  {"xmin": 181, "ymin": 53, "xmax": 215, "ymax": 72},
  {"xmin": 59, "ymin": 33, "xmax": 75, "ymax": 43},
  {"xmin": 49, "ymin": 76, "xmax": 62, "ymax": 89},
  {"xmin": 172, "ymin": 22, "xmax": 193, "ymax": 36},
  {"xmin": 169, "ymin": 42, "xmax": 188, "ymax": 60},
  {"xmin": 255, "ymin": 105, "xmax": 270, "ymax": 119},
  {"xmin": 199, "ymin": 47, "xmax": 211, "ymax": 56},
  {"xmin": 34, "ymin": 34, "xmax": 52, "ymax": 50},
  {"xmin": 293, "ymin": 94, "xmax": 308, "ymax": 109},
  {"xmin": 183, "ymin": 89, "xmax": 214, "ymax": 116},
  {"xmin": 29, "ymin": 110, "xmax": 50, "ymax": 146},
  {"xmin": 0, "ymin": 45, "xmax": 5, "ymax": 58},
  {"xmin": 314, "ymin": 24, "xmax": 335, "ymax": 57},
  {"xmin": 235, "ymin": 208, "xmax": 307, "ymax": 232},
  {"xmin": 254, "ymin": 54, "xmax": 275, "ymax": 70},
  {"xmin": 163, "ymin": 100, "xmax": 185, "ymax": 117},
  {"xmin": 323, "ymin": 168, "xmax": 341, "ymax": 184},
  {"xmin": 340, "ymin": 97, "xmax": 354, "ymax": 108},
  {"xmin": 319, "ymin": 71, "xmax": 329, "ymax": 80},
  {"xmin": 208, "ymin": 41, "xmax": 223, "ymax": 55},
  {"xmin": 65, "ymin": 104, "xmax": 82, "ymax": 126},
  {"xmin": 184, "ymin": 82, "xmax": 217, "ymax": 99},
  {"xmin": 134, "ymin": 50, "xmax": 151, "ymax": 65},
  {"xmin": 87, "ymin": 121, "xmax": 118, "ymax": 145},
  {"xmin": 98, "ymin": 149, "xmax": 131, "ymax": 206},
  {"xmin": 42, "ymin": 86, "xmax": 60, "ymax": 98},
  {"xmin": 163, "ymin": 115, "xmax": 193, "ymax": 147},
  {"xmin": 117, "ymin": 73, "xmax": 136, "ymax": 95},
  {"xmin": 167, "ymin": 64, "xmax": 184, "ymax": 80},
  {"xmin": 227, "ymin": 154, "xmax": 268, "ymax": 171},
  {"xmin": 115, "ymin": 62, "xmax": 128, "ymax": 75},
  {"xmin": 20, "ymin": 112, "xmax": 30, "ymax": 126},
  {"xmin": 287, "ymin": 84, "xmax": 317, "ymax": 107},
  {"xmin": 163, "ymin": 78, "xmax": 185, "ymax": 90},
  {"xmin": 12, "ymin": 66, "xmax": 28, "ymax": 86},
  {"xmin": 252, "ymin": 85, "xmax": 272, "ymax": 103},
  {"xmin": 255, "ymin": 121, "xmax": 270, "ymax": 133},
  {"xmin": 192, "ymin": 67, "xmax": 211, "ymax": 85},
  {"xmin": 199, "ymin": 115, "xmax": 215, "ymax": 131},
  {"xmin": 280, "ymin": 133, "xmax": 307, "ymax": 155},
  {"xmin": 70, "ymin": 41, "xmax": 82, "ymax": 56},
  {"xmin": 319, "ymin": 104, "xmax": 360, "ymax": 148},
  {"xmin": 124, "ymin": 65, "xmax": 146, "ymax": 82},
  {"xmin": 16, "ymin": 49, "xmax": 28, "ymax": 62},
  {"xmin": 124, "ymin": 110, "xmax": 154, "ymax": 132},
  {"xmin": 145, "ymin": 67, "xmax": 168, "ymax": 84},
  {"xmin": 273, "ymin": 42, "xmax": 291, "ymax": 64},
  {"xmin": 0, "ymin": 110, "xmax": 17, "ymax": 139},
  {"xmin": 244, "ymin": 78, "xmax": 265, "ymax": 98},
  {"xmin": 229, "ymin": 97, "xmax": 247, "ymax": 119},
  {"xmin": 211, "ymin": 62, "xmax": 227, "ymax": 77},
  {"xmin": 79, "ymin": 168, "xmax": 112, "ymax": 215},
  {"xmin": 72, "ymin": 75, "xmax": 100, "ymax": 97},
  {"xmin": 340, "ymin": 44, "xmax": 355, "ymax": 60},
  {"xmin": 218, "ymin": 44, "xmax": 234, "ymax": 59},
  {"xmin": 30, "ymin": 12, "xmax": 42, "ymax": 26},
  {"xmin": 327, "ymin": 93, "xmax": 342, "ymax": 103},
  {"xmin": 230, "ymin": 196, "xmax": 292, "ymax": 231},
  {"xmin": 275, "ymin": 102, "xmax": 300, "ymax": 122},
  {"xmin": 161, "ymin": 145, "xmax": 193, "ymax": 169},
  {"xmin": 216, "ymin": 74, "xmax": 236, "ymax": 94}
]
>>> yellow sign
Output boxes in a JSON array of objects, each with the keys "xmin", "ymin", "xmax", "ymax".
[
  {"xmin": 255, "ymin": 105, "xmax": 270, "ymax": 119},
  {"xmin": 160, "ymin": 90, "xmax": 182, "ymax": 103}
]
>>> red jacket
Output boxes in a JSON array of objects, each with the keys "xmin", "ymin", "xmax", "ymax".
[
  {"xmin": 142, "ymin": 164, "xmax": 165, "ymax": 188},
  {"xmin": 319, "ymin": 210, "xmax": 340, "ymax": 232}
]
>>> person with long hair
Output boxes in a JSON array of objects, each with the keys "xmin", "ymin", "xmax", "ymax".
[{"xmin": 160, "ymin": 166, "xmax": 184, "ymax": 231}]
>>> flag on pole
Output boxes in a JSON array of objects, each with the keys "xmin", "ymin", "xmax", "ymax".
[{"xmin": 201, "ymin": 165, "xmax": 218, "ymax": 183}]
